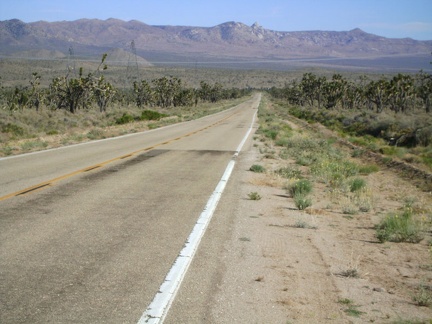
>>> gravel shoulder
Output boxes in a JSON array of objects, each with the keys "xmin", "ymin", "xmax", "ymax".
[{"xmin": 166, "ymin": 106, "xmax": 432, "ymax": 323}]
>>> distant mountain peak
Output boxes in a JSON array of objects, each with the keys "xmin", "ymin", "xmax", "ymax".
[
  {"xmin": 217, "ymin": 21, "xmax": 248, "ymax": 28},
  {"xmin": 0, "ymin": 18, "xmax": 430, "ymax": 63},
  {"xmin": 252, "ymin": 22, "xmax": 261, "ymax": 28},
  {"xmin": 349, "ymin": 28, "xmax": 370, "ymax": 35},
  {"xmin": 2, "ymin": 19, "xmax": 31, "ymax": 39}
]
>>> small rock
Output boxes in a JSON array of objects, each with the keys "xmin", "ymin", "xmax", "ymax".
[
  {"xmin": 373, "ymin": 287, "xmax": 386, "ymax": 293},
  {"xmin": 397, "ymin": 267, "xmax": 412, "ymax": 278}
]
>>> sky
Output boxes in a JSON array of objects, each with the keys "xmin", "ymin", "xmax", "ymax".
[{"xmin": 1, "ymin": 0, "xmax": 432, "ymax": 40}]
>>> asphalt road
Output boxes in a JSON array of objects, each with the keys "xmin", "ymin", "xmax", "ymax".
[{"xmin": 0, "ymin": 94, "xmax": 260, "ymax": 323}]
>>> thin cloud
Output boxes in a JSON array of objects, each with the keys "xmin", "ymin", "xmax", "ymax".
[
  {"xmin": 360, "ymin": 22, "xmax": 432, "ymax": 39},
  {"xmin": 401, "ymin": 22, "xmax": 432, "ymax": 33}
]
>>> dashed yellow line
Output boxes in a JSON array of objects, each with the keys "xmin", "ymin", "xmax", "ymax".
[{"xmin": 0, "ymin": 111, "xmax": 238, "ymax": 201}]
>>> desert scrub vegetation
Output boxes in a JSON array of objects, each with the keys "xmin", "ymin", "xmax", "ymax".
[
  {"xmin": 337, "ymin": 298, "xmax": 365, "ymax": 318},
  {"xmin": 249, "ymin": 164, "xmax": 266, "ymax": 173},
  {"xmin": 376, "ymin": 207, "xmax": 425, "ymax": 243},
  {"xmin": 292, "ymin": 220, "xmax": 317, "ymax": 229},
  {"xmin": 247, "ymin": 192, "xmax": 262, "ymax": 201},
  {"xmin": 268, "ymin": 71, "xmax": 432, "ymax": 170},
  {"xmin": 348, "ymin": 177, "xmax": 367, "ymax": 192},
  {"xmin": 256, "ymin": 96, "xmax": 293, "ymax": 144},
  {"xmin": 293, "ymin": 194, "xmax": 313, "ymax": 210},
  {"xmin": 0, "ymin": 55, "xmax": 252, "ymax": 156},
  {"xmin": 287, "ymin": 179, "xmax": 312, "ymax": 196},
  {"xmin": 257, "ymin": 95, "xmax": 377, "ymax": 214},
  {"xmin": 274, "ymin": 165, "xmax": 302, "ymax": 179},
  {"xmin": 280, "ymin": 133, "xmax": 377, "ymax": 214},
  {"xmin": 412, "ymin": 282, "xmax": 432, "ymax": 307},
  {"xmin": 0, "ymin": 97, "xmax": 244, "ymax": 156},
  {"xmin": 286, "ymin": 179, "xmax": 313, "ymax": 210},
  {"xmin": 0, "ymin": 95, "xmax": 246, "ymax": 156}
]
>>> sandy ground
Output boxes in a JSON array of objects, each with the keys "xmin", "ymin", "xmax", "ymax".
[{"xmin": 205, "ymin": 116, "xmax": 432, "ymax": 323}]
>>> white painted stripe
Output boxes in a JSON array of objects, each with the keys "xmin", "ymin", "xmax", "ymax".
[{"xmin": 137, "ymin": 104, "xmax": 258, "ymax": 324}]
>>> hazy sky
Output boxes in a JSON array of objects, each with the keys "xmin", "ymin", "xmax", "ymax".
[{"xmin": 1, "ymin": 0, "xmax": 432, "ymax": 40}]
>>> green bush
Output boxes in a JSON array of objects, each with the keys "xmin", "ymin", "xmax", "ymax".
[
  {"xmin": 311, "ymin": 159, "xmax": 359, "ymax": 188},
  {"xmin": 358, "ymin": 164, "xmax": 379, "ymax": 174},
  {"xmin": 376, "ymin": 209, "xmax": 424, "ymax": 243},
  {"xmin": 294, "ymin": 194, "xmax": 312, "ymax": 210},
  {"xmin": 46, "ymin": 129, "xmax": 59, "ymax": 135},
  {"xmin": 412, "ymin": 282, "xmax": 432, "ymax": 307},
  {"xmin": 115, "ymin": 113, "xmax": 135, "ymax": 125},
  {"xmin": 140, "ymin": 110, "xmax": 168, "ymax": 121},
  {"xmin": 288, "ymin": 179, "xmax": 313, "ymax": 196},
  {"xmin": 249, "ymin": 164, "xmax": 266, "ymax": 173},
  {"xmin": 248, "ymin": 192, "xmax": 262, "ymax": 200},
  {"xmin": 348, "ymin": 178, "xmax": 366, "ymax": 192},
  {"xmin": 2, "ymin": 123, "xmax": 25, "ymax": 137},
  {"xmin": 261, "ymin": 128, "xmax": 278, "ymax": 140}
]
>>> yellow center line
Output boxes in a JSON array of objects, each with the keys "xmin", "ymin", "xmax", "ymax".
[{"xmin": 0, "ymin": 111, "xmax": 238, "ymax": 202}]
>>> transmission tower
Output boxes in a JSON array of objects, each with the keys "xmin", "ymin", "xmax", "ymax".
[
  {"xmin": 67, "ymin": 45, "xmax": 76, "ymax": 76},
  {"xmin": 126, "ymin": 40, "xmax": 140, "ymax": 85}
]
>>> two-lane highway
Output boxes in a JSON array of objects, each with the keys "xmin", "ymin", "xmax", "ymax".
[{"xmin": 0, "ymin": 94, "xmax": 260, "ymax": 323}]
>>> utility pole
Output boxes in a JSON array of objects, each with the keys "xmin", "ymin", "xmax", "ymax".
[
  {"xmin": 67, "ymin": 45, "xmax": 76, "ymax": 76},
  {"xmin": 126, "ymin": 40, "xmax": 140, "ymax": 86}
]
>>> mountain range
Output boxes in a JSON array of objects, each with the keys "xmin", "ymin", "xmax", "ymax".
[{"xmin": 1, "ymin": 18, "xmax": 431, "ymax": 70}]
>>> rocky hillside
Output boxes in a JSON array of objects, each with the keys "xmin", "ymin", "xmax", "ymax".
[{"xmin": 1, "ymin": 18, "xmax": 431, "ymax": 63}]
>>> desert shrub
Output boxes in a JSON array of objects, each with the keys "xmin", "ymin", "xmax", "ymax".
[
  {"xmin": 367, "ymin": 117, "xmax": 396, "ymax": 138},
  {"xmin": 20, "ymin": 140, "xmax": 48, "ymax": 151},
  {"xmin": 288, "ymin": 179, "xmax": 313, "ymax": 196},
  {"xmin": 274, "ymin": 136, "xmax": 291, "ymax": 147},
  {"xmin": 248, "ymin": 192, "xmax": 262, "ymax": 200},
  {"xmin": 337, "ymin": 160, "xmax": 359, "ymax": 177},
  {"xmin": 259, "ymin": 119, "xmax": 292, "ymax": 142},
  {"xmin": 274, "ymin": 166, "xmax": 302, "ymax": 179},
  {"xmin": 46, "ymin": 129, "xmax": 59, "ymax": 135},
  {"xmin": 412, "ymin": 282, "xmax": 432, "ymax": 307},
  {"xmin": 1, "ymin": 146, "xmax": 13, "ymax": 155},
  {"xmin": 380, "ymin": 145, "xmax": 408, "ymax": 158},
  {"xmin": 140, "ymin": 110, "xmax": 168, "ymax": 121},
  {"xmin": 249, "ymin": 164, "xmax": 266, "ymax": 173},
  {"xmin": 358, "ymin": 164, "xmax": 379, "ymax": 174},
  {"xmin": 348, "ymin": 178, "xmax": 366, "ymax": 192},
  {"xmin": 115, "ymin": 113, "xmax": 135, "ymax": 125},
  {"xmin": 261, "ymin": 128, "xmax": 278, "ymax": 140},
  {"xmin": 86, "ymin": 128, "xmax": 104, "ymax": 140},
  {"xmin": 337, "ymin": 298, "xmax": 365, "ymax": 318},
  {"xmin": 311, "ymin": 159, "xmax": 359, "ymax": 187},
  {"xmin": 376, "ymin": 208, "xmax": 424, "ymax": 243},
  {"xmin": 295, "ymin": 151, "xmax": 319, "ymax": 166},
  {"xmin": 294, "ymin": 194, "xmax": 312, "ymax": 210},
  {"xmin": 293, "ymin": 220, "xmax": 317, "ymax": 229},
  {"xmin": 416, "ymin": 126, "xmax": 432, "ymax": 147},
  {"xmin": 357, "ymin": 191, "xmax": 373, "ymax": 212},
  {"xmin": 1, "ymin": 123, "xmax": 25, "ymax": 137}
]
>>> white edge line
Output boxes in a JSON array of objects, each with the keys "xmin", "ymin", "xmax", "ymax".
[{"xmin": 137, "ymin": 104, "xmax": 258, "ymax": 324}]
